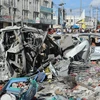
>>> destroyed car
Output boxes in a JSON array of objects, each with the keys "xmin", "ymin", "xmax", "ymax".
[
  {"xmin": 0, "ymin": 25, "xmax": 62, "ymax": 81},
  {"xmin": 71, "ymin": 33, "xmax": 100, "ymax": 61},
  {"xmin": 0, "ymin": 25, "xmax": 94, "ymax": 81}
]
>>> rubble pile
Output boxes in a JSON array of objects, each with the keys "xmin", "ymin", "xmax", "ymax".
[{"xmin": 35, "ymin": 63, "xmax": 100, "ymax": 100}]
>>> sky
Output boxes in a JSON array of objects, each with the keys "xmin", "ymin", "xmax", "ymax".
[
  {"xmin": 53, "ymin": 0, "xmax": 100, "ymax": 19},
  {"xmin": 53, "ymin": 0, "xmax": 100, "ymax": 9}
]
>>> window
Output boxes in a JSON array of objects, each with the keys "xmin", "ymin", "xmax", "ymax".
[
  {"xmin": 24, "ymin": 11, "xmax": 28, "ymax": 19},
  {"xmin": 23, "ymin": 10, "xmax": 28, "ymax": 19},
  {"xmin": 71, "ymin": 19, "xmax": 73, "ymax": 22},
  {"xmin": 66, "ymin": 20, "xmax": 68, "ymax": 22},
  {"xmin": 33, "ymin": 12, "xmax": 39, "ymax": 19},
  {"xmin": 43, "ymin": 13, "xmax": 48, "ymax": 19},
  {"xmin": 0, "ymin": 8, "xmax": 1, "ymax": 15},
  {"xmin": 9, "ymin": 7, "xmax": 11, "ymax": 15}
]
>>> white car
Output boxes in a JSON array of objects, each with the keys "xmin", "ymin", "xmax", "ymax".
[{"xmin": 71, "ymin": 33, "xmax": 100, "ymax": 61}]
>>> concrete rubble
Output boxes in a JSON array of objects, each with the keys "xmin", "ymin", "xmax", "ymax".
[{"xmin": 0, "ymin": 26, "xmax": 100, "ymax": 100}]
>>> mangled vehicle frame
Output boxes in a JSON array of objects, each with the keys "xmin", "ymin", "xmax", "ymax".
[
  {"xmin": 71, "ymin": 33, "xmax": 100, "ymax": 61},
  {"xmin": 0, "ymin": 26, "xmax": 95, "ymax": 81},
  {"xmin": 0, "ymin": 26, "xmax": 61, "ymax": 81}
]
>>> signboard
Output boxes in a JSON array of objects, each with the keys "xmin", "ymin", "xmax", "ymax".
[
  {"xmin": 28, "ymin": 19, "xmax": 35, "ymax": 23},
  {"xmin": 40, "ymin": 6, "xmax": 53, "ymax": 14},
  {"xmin": 23, "ymin": 19, "xmax": 35, "ymax": 24},
  {"xmin": 40, "ymin": 18, "xmax": 55, "ymax": 24},
  {"xmin": 36, "ymin": 17, "xmax": 40, "ymax": 23},
  {"xmin": 3, "ymin": 15, "xmax": 11, "ymax": 22},
  {"xmin": 0, "ymin": 15, "xmax": 11, "ymax": 22}
]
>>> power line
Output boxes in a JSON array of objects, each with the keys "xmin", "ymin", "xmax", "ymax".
[{"xmin": 53, "ymin": 1, "xmax": 100, "ymax": 10}]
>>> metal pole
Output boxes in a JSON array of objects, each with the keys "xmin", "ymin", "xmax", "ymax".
[
  {"xmin": 11, "ymin": 0, "xmax": 14, "ymax": 26},
  {"xmin": 62, "ymin": 6, "xmax": 63, "ymax": 25},
  {"xmin": 95, "ymin": 7, "xmax": 98, "ymax": 30},
  {"xmin": 91, "ymin": 5, "xmax": 93, "ymax": 28}
]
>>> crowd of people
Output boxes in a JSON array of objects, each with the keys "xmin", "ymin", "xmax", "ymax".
[{"xmin": 47, "ymin": 28, "xmax": 100, "ymax": 35}]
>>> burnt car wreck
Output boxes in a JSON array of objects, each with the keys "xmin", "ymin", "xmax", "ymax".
[
  {"xmin": 0, "ymin": 25, "xmax": 96, "ymax": 83},
  {"xmin": 0, "ymin": 25, "xmax": 62, "ymax": 81},
  {"xmin": 1, "ymin": 26, "xmax": 100, "ymax": 99}
]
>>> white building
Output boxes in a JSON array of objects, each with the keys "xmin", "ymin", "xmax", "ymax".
[
  {"xmin": 65, "ymin": 10, "xmax": 96, "ymax": 29},
  {"xmin": 0, "ymin": 0, "xmax": 55, "ymax": 30},
  {"xmin": 65, "ymin": 15, "xmax": 80, "ymax": 27}
]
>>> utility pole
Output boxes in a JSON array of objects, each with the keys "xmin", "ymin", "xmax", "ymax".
[
  {"xmin": 95, "ymin": 7, "xmax": 98, "ymax": 30},
  {"xmin": 90, "ymin": 5, "xmax": 93, "ymax": 28},
  {"xmin": 70, "ymin": 9, "xmax": 72, "ymax": 26}
]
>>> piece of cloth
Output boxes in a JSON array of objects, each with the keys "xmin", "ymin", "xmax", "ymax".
[{"xmin": 34, "ymin": 72, "xmax": 46, "ymax": 83}]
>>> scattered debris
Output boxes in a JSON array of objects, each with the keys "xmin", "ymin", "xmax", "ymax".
[{"xmin": 1, "ymin": 26, "xmax": 100, "ymax": 99}]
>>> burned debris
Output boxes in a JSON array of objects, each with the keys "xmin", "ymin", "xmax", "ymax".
[{"xmin": 1, "ymin": 26, "xmax": 100, "ymax": 100}]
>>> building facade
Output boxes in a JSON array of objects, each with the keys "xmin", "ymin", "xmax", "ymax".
[
  {"xmin": 65, "ymin": 15, "xmax": 80, "ymax": 27},
  {"xmin": 65, "ymin": 15, "xmax": 96, "ymax": 29},
  {"xmin": 0, "ymin": 0, "xmax": 55, "ymax": 30},
  {"xmin": 65, "ymin": 10, "xmax": 97, "ymax": 29}
]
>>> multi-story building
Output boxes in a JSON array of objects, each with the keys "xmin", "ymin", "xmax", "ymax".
[{"xmin": 0, "ymin": 0, "xmax": 55, "ymax": 30}]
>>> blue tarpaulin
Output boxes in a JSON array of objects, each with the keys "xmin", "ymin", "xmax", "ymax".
[{"xmin": 72, "ymin": 24, "xmax": 79, "ymax": 29}]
